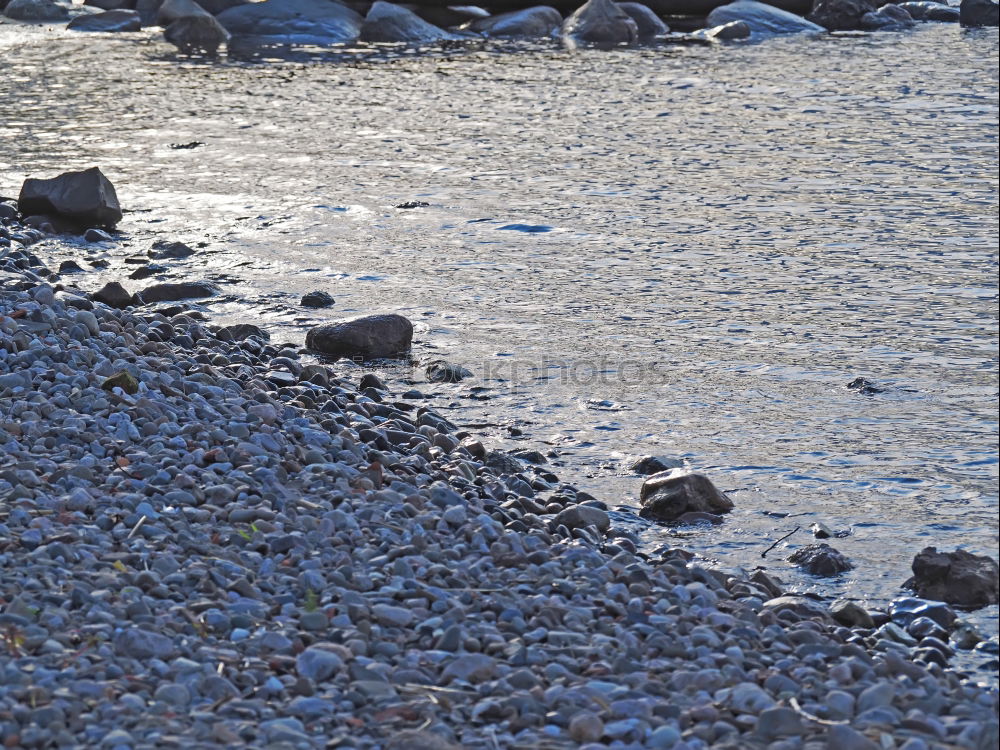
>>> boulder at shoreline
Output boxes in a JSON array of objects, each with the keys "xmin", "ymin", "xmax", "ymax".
[{"xmin": 306, "ymin": 313, "xmax": 414, "ymax": 359}]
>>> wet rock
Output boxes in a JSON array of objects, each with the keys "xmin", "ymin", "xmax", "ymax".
[
  {"xmin": 762, "ymin": 595, "xmax": 832, "ymax": 621},
  {"xmin": 638, "ymin": 470, "xmax": 734, "ymax": 522},
  {"xmin": 830, "ymin": 599, "xmax": 874, "ymax": 628},
  {"xmin": 149, "ymin": 240, "xmax": 195, "ymax": 259},
  {"xmin": 905, "ymin": 547, "xmax": 999, "ymax": 608},
  {"xmin": 859, "ymin": 3, "xmax": 913, "ymax": 28},
  {"xmin": 67, "ymin": 8, "xmax": 142, "ymax": 29},
  {"xmin": 129, "ymin": 263, "xmax": 168, "ymax": 280},
  {"xmin": 18, "ymin": 167, "xmax": 122, "ymax": 229},
  {"xmin": 630, "ymin": 454, "xmax": 683, "ymax": 475},
  {"xmin": 897, "ymin": 0, "xmax": 959, "ymax": 19},
  {"xmin": 960, "ymin": 0, "xmax": 999, "ymax": 25},
  {"xmin": 887, "ymin": 597, "xmax": 957, "ymax": 629},
  {"xmin": 58, "ymin": 259, "xmax": 85, "ymax": 273},
  {"xmin": 3, "ymin": 0, "xmax": 68, "ymax": 19},
  {"xmin": 360, "ymin": 1, "xmax": 458, "ymax": 42},
  {"xmin": 618, "ymin": 1, "xmax": 669, "ymax": 36},
  {"xmin": 218, "ymin": 323, "xmax": 268, "ymax": 341},
  {"xmin": 305, "ymin": 314, "xmax": 413, "ymax": 360},
  {"xmin": 84, "ymin": 227, "xmax": 113, "ymax": 242},
  {"xmin": 807, "ymin": 0, "xmax": 877, "ymax": 29},
  {"xmin": 425, "ymin": 360, "xmax": 472, "ymax": 383},
  {"xmin": 695, "ymin": 19, "xmax": 751, "ymax": 37},
  {"xmin": 706, "ymin": 0, "xmax": 824, "ymax": 34},
  {"xmin": 467, "ymin": 5, "xmax": 562, "ymax": 37},
  {"xmin": 562, "ymin": 0, "xmax": 639, "ymax": 46},
  {"xmin": 847, "ymin": 376, "xmax": 883, "ymax": 394},
  {"xmin": 135, "ymin": 281, "xmax": 220, "ymax": 304},
  {"xmin": 165, "ymin": 13, "xmax": 231, "ymax": 54},
  {"xmin": 788, "ymin": 543, "xmax": 854, "ymax": 576},
  {"xmin": 301, "ymin": 290, "xmax": 335, "ymax": 308},
  {"xmin": 554, "ymin": 504, "xmax": 610, "ymax": 533},
  {"xmin": 157, "ymin": 0, "xmax": 209, "ymax": 24},
  {"xmin": 217, "ymin": 0, "xmax": 363, "ymax": 44},
  {"xmin": 92, "ymin": 281, "xmax": 134, "ymax": 308},
  {"xmin": 102, "ymin": 371, "xmax": 140, "ymax": 394}
]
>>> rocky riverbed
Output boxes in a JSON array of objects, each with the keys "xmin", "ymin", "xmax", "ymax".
[{"xmin": 2, "ymin": 197, "xmax": 999, "ymax": 748}]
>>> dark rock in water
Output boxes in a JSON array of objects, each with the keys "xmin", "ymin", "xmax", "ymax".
[
  {"xmin": 425, "ymin": 360, "xmax": 472, "ymax": 383},
  {"xmin": 638, "ymin": 470, "xmax": 734, "ymax": 522},
  {"xmin": 149, "ymin": 240, "xmax": 195, "ymax": 259},
  {"xmin": 562, "ymin": 0, "xmax": 639, "ymax": 45},
  {"xmin": 959, "ymin": 0, "xmax": 998, "ymax": 25},
  {"xmin": 360, "ymin": 1, "xmax": 458, "ymax": 42},
  {"xmin": 67, "ymin": 8, "xmax": 142, "ymax": 29},
  {"xmin": 555, "ymin": 504, "xmax": 610, "ymax": 533},
  {"xmin": 897, "ymin": 0, "xmax": 959, "ymax": 20},
  {"xmin": 157, "ymin": 0, "xmax": 209, "ymax": 24},
  {"xmin": 0, "ymin": 202, "xmax": 18, "ymax": 221},
  {"xmin": 694, "ymin": 18, "xmax": 751, "ymax": 37},
  {"xmin": 395, "ymin": 200, "xmax": 430, "ymax": 209},
  {"xmin": 85, "ymin": 0, "xmax": 136, "ymax": 10},
  {"xmin": 859, "ymin": 2, "xmax": 913, "ymax": 27},
  {"xmin": 217, "ymin": 0, "xmax": 363, "ymax": 44},
  {"xmin": 466, "ymin": 5, "xmax": 562, "ymax": 37},
  {"xmin": 3, "ymin": 0, "xmax": 68, "ymax": 19},
  {"xmin": 58, "ymin": 260, "xmax": 85, "ymax": 274},
  {"xmin": 706, "ymin": 0, "xmax": 823, "ymax": 33},
  {"xmin": 129, "ymin": 263, "xmax": 168, "ymax": 280},
  {"xmin": 830, "ymin": 599, "xmax": 875, "ymax": 628},
  {"xmin": 511, "ymin": 449, "xmax": 547, "ymax": 464},
  {"xmin": 627, "ymin": 0, "xmax": 812, "ymax": 13},
  {"xmin": 136, "ymin": 281, "xmax": 220, "ymax": 304},
  {"xmin": 888, "ymin": 596, "xmax": 957, "ymax": 629},
  {"xmin": 630, "ymin": 455, "xmax": 684, "ymax": 475},
  {"xmin": 301, "ymin": 290, "xmax": 335, "ymax": 308},
  {"xmin": 484, "ymin": 450, "xmax": 523, "ymax": 475},
  {"xmin": 618, "ymin": 1, "xmax": 669, "ymax": 35},
  {"xmin": 305, "ymin": 314, "xmax": 413, "ymax": 360},
  {"xmin": 101, "ymin": 371, "xmax": 140, "ymax": 394},
  {"xmin": 359, "ymin": 373, "xmax": 386, "ymax": 391},
  {"xmin": 788, "ymin": 543, "xmax": 854, "ymax": 576},
  {"xmin": 904, "ymin": 547, "xmax": 999, "ymax": 608},
  {"xmin": 165, "ymin": 13, "xmax": 231, "ymax": 52},
  {"xmin": 908, "ymin": 615, "xmax": 948, "ymax": 641},
  {"xmin": 92, "ymin": 282, "xmax": 134, "ymax": 308},
  {"xmin": 84, "ymin": 227, "xmax": 113, "ymax": 242},
  {"xmin": 847, "ymin": 376, "xmax": 883, "ymax": 394},
  {"xmin": 217, "ymin": 323, "xmax": 268, "ymax": 341},
  {"xmin": 18, "ymin": 167, "xmax": 122, "ymax": 229},
  {"xmin": 807, "ymin": 0, "xmax": 876, "ymax": 29}
]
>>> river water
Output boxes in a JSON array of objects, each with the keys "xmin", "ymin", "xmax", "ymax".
[{"xmin": 1, "ymin": 20, "xmax": 998, "ymax": 656}]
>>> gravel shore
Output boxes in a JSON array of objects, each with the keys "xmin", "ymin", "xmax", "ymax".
[{"xmin": 1, "ymin": 235, "xmax": 998, "ymax": 749}]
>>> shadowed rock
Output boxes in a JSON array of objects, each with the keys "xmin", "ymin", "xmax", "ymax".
[
  {"xmin": 896, "ymin": 0, "xmax": 958, "ymax": 19},
  {"xmin": 695, "ymin": 18, "xmax": 751, "ymax": 37},
  {"xmin": 807, "ymin": 0, "xmax": 877, "ymax": 29},
  {"xmin": 136, "ymin": 281, "xmax": 220, "ymax": 304},
  {"xmin": 306, "ymin": 314, "xmax": 413, "ymax": 360},
  {"xmin": 92, "ymin": 282, "xmax": 134, "ymax": 308},
  {"xmin": 562, "ymin": 0, "xmax": 639, "ymax": 46},
  {"xmin": 425, "ymin": 360, "xmax": 472, "ymax": 383},
  {"xmin": 157, "ymin": 0, "xmax": 209, "ymax": 24},
  {"xmin": 165, "ymin": 13, "xmax": 231, "ymax": 53},
  {"xmin": 4, "ymin": 0, "xmax": 68, "ymax": 19},
  {"xmin": 18, "ymin": 167, "xmax": 122, "ymax": 229},
  {"xmin": 788, "ymin": 543, "xmax": 854, "ymax": 576},
  {"xmin": 960, "ymin": 0, "xmax": 998, "ymax": 24},
  {"xmin": 707, "ymin": 0, "xmax": 824, "ymax": 33},
  {"xmin": 85, "ymin": 0, "xmax": 137, "ymax": 10},
  {"xmin": 639, "ymin": 469, "xmax": 734, "ymax": 522},
  {"xmin": 360, "ymin": 1, "xmax": 458, "ymax": 42},
  {"xmin": 217, "ymin": 0, "xmax": 363, "ymax": 44},
  {"xmin": 467, "ymin": 5, "xmax": 562, "ymax": 36},
  {"xmin": 618, "ymin": 1, "xmax": 668, "ymax": 36},
  {"xmin": 904, "ymin": 547, "xmax": 999, "ymax": 608},
  {"xmin": 67, "ymin": 8, "xmax": 141, "ymax": 29},
  {"xmin": 859, "ymin": 2, "xmax": 913, "ymax": 28}
]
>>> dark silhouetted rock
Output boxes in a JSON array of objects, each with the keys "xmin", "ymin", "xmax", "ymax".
[
  {"xmin": 888, "ymin": 596, "xmax": 957, "ymax": 629},
  {"xmin": 706, "ymin": 0, "xmax": 823, "ymax": 33},
  {"xmin": 695, "ymin": 19, "xmax": 751, "ymax": 37},
  {"xmin": 618, "ymin": 1, "xmax": 668, "ymax": 35},
  {"xmin": 630, "ymin": 455, "xmax": 683, "ymax": 475},
  {"xmin": 84, "ymin": 228, "xmax": 112, "ymax": 242},
  {"xmin": 129, "ymin": 263, "xmax": 168, "ymax": 280},
  {"xmin": 165, "ymin": 13, "xmax": 231, "ymax": 53},
  {"xmin": 58, "ymin": 260, "xmax": 85, "ymax": 273},
  {"xmin": 149, "ymin": 240, "xmax": 195, "ymax": 258},
  {"xmin": 217, "ymin": 0, "xmax": 363, "ymax": 44},
  {"xmin": 157, "ymin": 0, "xmax": 209, "ymax": 24},
  {"xmin": 897, "ymin": 1, "xmax": 959, "ymax": 20},
  {"xmin": 217, "ymin": 323, "xmax": 269, "ymax": 341},
  {"xmin": 859, "ymin": 2, "xmax": 913, "ymax": 27},
  {"xmin": 68, "ymin": 7, "xmax": 141, "ymax": 28},
  {"xmin": 360, "ymin": 1, "xmax": 458, "ymax": 41},
  {"xmin": 562, "ymin": 0, "xmax": 639, "ymax": 45},
  {"xmin": 555, "ymin": 504, "xmax": 610, "ymax": 533},
  {"xmin": 788, "ymin": 543, "xmax": 854, "ymax": 576},
  {"xmin": 425, "ymin": 360, "xmax": 472, "ymax": 383},
  {"xmin": 639, "ymin": 470, "xmax": 734, "ymax": 522},
  {"xmin": 92, "ymin": 282, "xmax": 134, "ymax": 308},
  {"xmin": 18, "ymin": 167, "xmax": 122, "ymax": 229},
  {"xmin": 905, "ymin": 547, "xmax": 999, "ymax": 608},
  {"xmin": 101, "ymin": 371, "xmax": 140, "ymax": 394},
  {"xmin": 807, "ymin": 0, "xmax": 876, "ymax": 29},
  {"xmin": 301, "ymin": 290, "xmax": 335, "ymax": 308},
  {"xmin": 136, "ymin": 281, "xmax": 220, "ymax": 304},
  {"xmin": 467, "ymin": 5, "xmax": 562, "ymax": 36},
  {"xmin": 305, "ymin": 314, "xmax": 413, "ymax": 360},
  {"xmin": 960, "ymin": 0, "xmax": 998, "ymax": 25},
  {"xmin": 85, "ymin": 0, "xmax": 137, "ymax": 9},
  {"xmin": 830, "ymin": 599, "xmax": 875, "ymax": 628},
  {"xmin": 4, "ymin": 0, "xmax": 68, "ymax": 19}
]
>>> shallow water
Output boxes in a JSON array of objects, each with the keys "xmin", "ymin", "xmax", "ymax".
[{"xmin": 1, "ymin": 21, "xmax": 998, "ymax": 661}]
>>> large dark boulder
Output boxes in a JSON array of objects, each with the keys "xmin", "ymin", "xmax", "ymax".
[
  {"xmin": 92, "ymin": 282, "xmax": 134, "ymax": 308},
  {"xmin": 859, "ymin": 1, "xmax": 912, "ymax": 26},
  {"xmin": 806, "ymin": 0, "xmax": 876, "ymax": 28},
  {"xmin": 707, "ymin": 0, "xmax": 823, "ymax": 32},
  {"xmin": 306, "ymin": 314, "xmax": 413, "ymax": 360},
  {"xmin": 618, "ymin": 1, "xmax": 668, "ymax": 35},
  {"xmin": 959, "ymin": 0, "xmax": 998, "ymax": 25},
  {"xmin": 216, "ymin": 0, "xmax": 363, "ymax": 44},
  {"xmin": 164, "ymin": 13, "xmax": 231, "ymax": 52},
  {"xmin": 562, "ymin": 0, "xmax": 639, "ymax": 46},
  {"xmin": 135, "ymin": 281, "xmax": 220, "ymax": 303},
  {"xmin": 905, "ymin": 547, "xmax": 999, "ymax": 609},
  {"xmin": 360, "ymin": 0, "xmax": 458, "ymax": 41},
  {"xmin": 788, "ymin": 544, "xmax": 854, "ymax": 577},
  {"xmin": 897, "ymin": 1, "xmax": 959, "ymax": 20},
  {"xmin": 466, "ymin": 5, "xmax": 563, "ymax": 36},
  {"xmin": 67, "ymin": 8, "xmax": 142, "ymax": 29},
  {"xmin": 638, "ymin": 470, "xmax": 734, "ymax": 522},
  {"xmin": 4, "ymin": 0, "xmax": 68, "ymax": 19},
  {"xmin": 18, "ymin": 168, "xmax": 122, "ymax": 229}
]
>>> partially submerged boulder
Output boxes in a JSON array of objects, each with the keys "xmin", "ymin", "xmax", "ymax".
[
  {"xmin": 618, "ymin": 1, "xmax": 668, "ymax": 36},
  {"xmin": 959, "ymin": 0, "xmax": 998, "ymax": 24},
  {"xmin": 67, "ymin": 8, "xmax": 141, "ymax": 30},
  {"xmin": 3, "ymin": 0, "xmax": 69, "ymax": 20},
  {"xmin": 360, "ymin": 1, "xmax": 458, "ymax": 42},
  {"xmin": 305, "ymin": 314, "xmax": 413, "ymax": 360},
  {"xmin": 905, "ymin": 547, "xmax": 999, "ymax": 609},
  {"xmin": 135, "ymin": 281, "xmax": 220, "ymax": 304},
  {"xmin": 18, "ymin": 167, "xmax": 122, "ymax": 229},
  {"xmin": 562, "ymin": 0, "xmax": 639, "ymax": 46},
  {"xmin": 706, "ymin": 0, "xmax": 824, "ymax": 33},
  {"xmin": 638, "ymin": 470, "xmax": 734, "ymax": 522},
  {"xmin": 157, "ymin": 0, "xmax": 209, "ymax": 23},
  {"xmin": 92, "ymin": 282, "xmax": 134, "ymax": 309},
  {"xmin": 466, "ymin": 5, "xmax": 562, "ymax": 37},
  {"xmin": 806, "ymin": 0, "xmax": 877, "ymax": 29},
  {"xmin": 896, "ymin": 0, "xmax": 959, "ymax": 20},
  {"xmin": 788, "ymin": 543, "xmax": 854, "ymax": 577},
  {"xmin": 859, "ymin": 2, "xmax": 913, "ymax": 28},
  {"xmin": 216, "ymin": 0, "xmax": 363, "ymax": 44},
  {"xmin": 694, "ymin": 18, "xmax": 751, "ymax": 37},
  {"xmin": 164, "ymin": 13, "xmax": 231, "ymax": 53},
  {"xmin": 425, "ymin": 360, "xmax": 473, "ymax": 383}
]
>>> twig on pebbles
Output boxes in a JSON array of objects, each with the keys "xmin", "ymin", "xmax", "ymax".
[
  {"xmin": 761, "ymin": 526, "xmax": 800, "ymax": 559},
  {"xmin": 126, "ymin": 515, "xmax": 147, "ymax": 540},
  {"xmin": 789, "ymin": 696, "xmax": 849, "ymax": 726}
]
